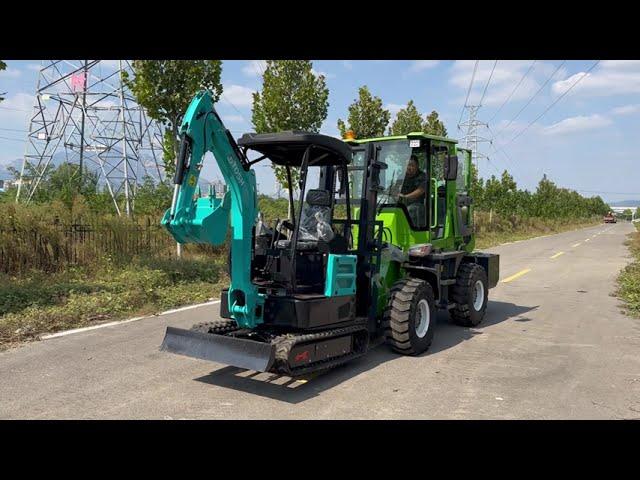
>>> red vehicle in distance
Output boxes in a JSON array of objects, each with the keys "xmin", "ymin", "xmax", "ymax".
[{"xmin": 603, "ymin": 211, "xmax": 617, "ymax": 223}]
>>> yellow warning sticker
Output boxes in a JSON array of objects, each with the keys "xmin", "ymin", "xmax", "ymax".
[{"xmin": 187, "ymin": 174, "xmax": 196, "ymax": 187}]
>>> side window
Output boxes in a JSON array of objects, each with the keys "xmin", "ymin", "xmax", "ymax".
[
  {"xmin": 406, "ymin": 148, "xmax": 428, "ymax": 229},
  {"xmin": 430, "ymin": 143, "xmax": 449, "ymax": 237},
  {"xmin": 456, "ymin": 149, "xmax": 471, "ymax": 193}
]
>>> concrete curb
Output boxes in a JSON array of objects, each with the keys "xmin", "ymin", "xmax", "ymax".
[{"xmin": 40, "ymin": 300, "xmax": 221, "ymax": 340}]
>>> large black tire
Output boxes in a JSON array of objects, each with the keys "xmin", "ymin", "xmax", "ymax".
[
  {"xmin": 450, "ymin": 263, "xmax": 488, "ymax": 327},
  {"xmin": 383, "ymin": 278, "xmax": 436, "ymax": 355}
]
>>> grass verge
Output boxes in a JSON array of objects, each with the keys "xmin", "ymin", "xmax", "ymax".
[
  {"xmin": 0, "ymin": 256, "xmax": 228, "ymax": 350},
  {"xmin": 474, "ymin": 217, "xmax": 601, "ymax": 249},
  {"xmin": 616, "ymin": 223, "xmax": 640, "ymax": 318},
  {"xmin": 0, "ymin": 216, "xmax": 603, "ymax": 350}
]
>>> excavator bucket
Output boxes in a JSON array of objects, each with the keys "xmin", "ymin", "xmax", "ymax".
[
  {"xmin": 160, "ymin": 327, "xmax": 276, "ymax": 373},
  {"xmin": 161, "ymin": 191, "xmax": 231, "ymax": 246}
]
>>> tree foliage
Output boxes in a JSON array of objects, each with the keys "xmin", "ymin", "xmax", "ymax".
[
  {"xmin": 389, "ymin": 100, "xmax": 423, "ymax": 136},
  {"xmin": 389, "ymin": 101, "xmax": 449, "ymax": 138},
  {"xmin": 337, "ymin": 86, "xmax": 390, "ymax": 139},
  {"xmin": 6, "ymin": 161, "xmax": 172, "ymax": 217},
  {"xmin": 124, "ymin": 60, "xmax": 223, "ymax": 177},
  {"xmin": 471, "ymin": 171, "xmax": 610, "ymax": 220},
  {"xmin": 251, "ymin": 60, "xmax": 329, "ymax": 194},
  {"xmin": 423, "ymin": 110, "xmax": 447, "ymax": 137}
]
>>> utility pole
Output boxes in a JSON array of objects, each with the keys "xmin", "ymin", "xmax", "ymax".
[
  {"xmin": 459, "ymin": 105, "xmax": 491, "ymax": 177},
  {"xmin": 18, "ymin": 60, "xmax": 165, "ymax": 215},
  {"xmin": 79, "ymin": 60, "xmax": 88, "ymax": 184}
]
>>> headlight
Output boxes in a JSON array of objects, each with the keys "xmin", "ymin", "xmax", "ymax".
[{"xmin": 408, "ymin": 243, "xmax": 432, "ymax": 257}]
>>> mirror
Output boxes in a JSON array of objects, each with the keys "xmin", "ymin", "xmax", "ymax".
[{"xmin": 444, "ymin": 154, "xmax": 458, "ymax": 181}]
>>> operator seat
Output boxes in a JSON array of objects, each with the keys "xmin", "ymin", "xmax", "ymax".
[{"xmin": 276, "ymin": 189, "xmax": 334, "ymax": 251}]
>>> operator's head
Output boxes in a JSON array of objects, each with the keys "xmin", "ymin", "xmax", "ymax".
[{"xmin": 406, "ymin": 155, "xmax": 419, "ymax": 177}]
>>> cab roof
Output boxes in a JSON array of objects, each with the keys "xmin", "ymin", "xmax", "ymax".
[
  {"xmin": 348, "ymin": 132, "xmax": 459, "ymax": 145},
  {"xmin": 238, "ymin": 131, "xmax": 351, "ymax": 166}
]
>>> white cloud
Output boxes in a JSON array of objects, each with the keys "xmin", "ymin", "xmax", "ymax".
[
  {"xmin": 408, "ymin": 60, "xmax": 440, "ymax": 72},
  {"xmin": 26, "ymin": 63, "xmax": 42, "ymax": 71},
  {"xmin": 342, "ymin": 61, "xmax": 353, "ymax": 70},
  {"xmin": 0, "ymin": 92, "xmax": 35, "ymax": 124},
  {"xmin": 450, "ymin": 60, "xmax": 567, "ymax": 107},
  {"xmin": 543, "ymin": 114, "xmax": 612, "ymax": 136},
  {"xmin": 99, "ymin": 60, "xmax": 123, "ymax": 70},
  {"xmin": 242, "ymin": 60, "xmax": 267, "ymax": 77},
  {"xmin": 552, "ymin": 61, "xmax": 640, "ymax": 97},
  {"xmin": 221, "ymin": 114, "xmax": 244, "ymax": 123},
  {"xmin": 385, "ymin": 103, "xmax": 406, "ymax": 117},
  {"xmin": 599, "ymin": 60, "xmax": 640, "ymax": 71},
  {"xmin": 611, "ymin": 104, "xmax": 640, "ymax": 116},
  {"xmin": 1, "ymin": 68, "xmax": 22, "ymax": 78},
  {"xmin": 311, "ymin": 69, "xmax": 335, "ymax": 79},
  {"xmin": 222, "ymin": 84, "xmax": 255, "ymax": 107}
]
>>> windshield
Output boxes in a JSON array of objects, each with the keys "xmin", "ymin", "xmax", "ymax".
[{"xmin": 351, "ymin": 139, "xmax": 428, "ymax": 228}]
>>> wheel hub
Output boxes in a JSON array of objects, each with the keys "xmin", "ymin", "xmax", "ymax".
[
  {"xmin": 415, "ymin": 299, "xmax": 430, "ymax": 338},
  {"xmin": 472, "ymin": 280, "xmax": 485, "ymax": 311}
]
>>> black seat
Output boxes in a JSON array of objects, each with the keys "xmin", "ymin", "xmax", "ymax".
[{"xmin": 276, "ymin": 189, "xmax": 334, "ymax": 252}]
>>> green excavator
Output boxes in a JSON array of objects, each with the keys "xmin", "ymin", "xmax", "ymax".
[{"xmin": 160, "ymin": 90, "xmax": 499, "ymax": 376}]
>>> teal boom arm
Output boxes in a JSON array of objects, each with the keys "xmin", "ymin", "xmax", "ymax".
[{"xmin": 161, "ymin": 90, "xmax": 265, "ymax": 328}]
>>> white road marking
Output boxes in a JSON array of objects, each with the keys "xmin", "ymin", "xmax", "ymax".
[{"xmin": 40, "ymin": 300, "xmax": 221, "ymax": 340}]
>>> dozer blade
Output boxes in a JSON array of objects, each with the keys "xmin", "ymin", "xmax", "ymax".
[{"xmin": 160, "ymin": 327, "xmax": 275, "ymax": 373}]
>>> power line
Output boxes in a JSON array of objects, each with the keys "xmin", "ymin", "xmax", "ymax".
[
  {"xmin": 0, "ymin": 106, "xmax": 31, "ymax": 112},
  {"xmin": 576, "ymin": 189, "xmax": 640, "ymax": 196},
  {"xmin": 488, "ymin": 60, "xmax": 537, "ymax": 125},
  {"xmin": 220, "ymin": 93, "xmax": 252, "ymax": 126},
  {"xmin": 0, "ymin": 135, "xmax": 26, "ymax": 142},
  {"xmin": 479, "ymin": 60, "xmax": 498, "ymax": 106},
  {"xmin": 493, "ymin": 61, "xmax": 566, "ymax": 139},
  {"xmin": 457, "ymin": 60, "xmax": 479, "ymax": 129},
  {"xmin": 484, "ymin": 154, "xmax": 501, "ymax": 175},
  {"xmin": 503, "ymin": 60, "xmax": 600, "ymax": 147},
  {"xmin": 0, "ymin": 127, "xmax": 28, "ymax": 133}
]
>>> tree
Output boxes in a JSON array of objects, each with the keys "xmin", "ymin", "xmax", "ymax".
[
  {"xmin": 337, "ymin": 86, "xmax": 390, "ymax": 139},
  {"xmin": 0, "ymin": 60, "xmax": 7, "ymax": 102},
  {"xmin": 423, "ymin": 110, "xmax": 448, "ymax": 137},
  {"xmin": 389, "ymin": 100, "xmax": 423, "ymax": 136},
  {"xmin": 251, "ymin": 60, "xmax": 329, "ymax": 196},
  {"xmin": 124, "ymin": 60, "xmax": 223, "ymax": 178},
  {"xmin": 134, "ymin": 176, "xmax": 173, "ymax": 215}
]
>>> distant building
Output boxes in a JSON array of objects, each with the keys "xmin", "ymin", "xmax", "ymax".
[
  {"xmin": 0, "ymin": 179, "xmax": 16, "ymax": 192},
  {"xmin": 211, "ymin": 180, "xmax": 227, "ymax": 199}
]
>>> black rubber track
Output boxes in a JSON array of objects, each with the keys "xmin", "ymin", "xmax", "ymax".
[
  {"xmin": 273, "ymin": 324, "xmax": 369, "ymax": 377},
  {"xmin": 382, "ymin": 277, "xmax": 436, "ymax": 355},
  {"xmin": 190, "ymin": 320, "xmax": 238, "ymax": 335},
  {"xmin": 450, "ymin": 263, "xmax": 488, "ymax": 327}
]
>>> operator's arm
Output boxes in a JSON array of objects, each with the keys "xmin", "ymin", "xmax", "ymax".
[{"xmin": 399, "ymin": 186, "xmax": 425, "ymax": 200}]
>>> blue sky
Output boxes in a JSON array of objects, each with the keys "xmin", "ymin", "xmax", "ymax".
[{"xmin": 1, "ymin": 60, "xmax": 639, "ymax": 202}]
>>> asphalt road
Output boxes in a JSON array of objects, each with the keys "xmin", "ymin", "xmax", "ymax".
[{"xmin": 1, "ymin": 222, "xmax": 639, "ymax": 419}]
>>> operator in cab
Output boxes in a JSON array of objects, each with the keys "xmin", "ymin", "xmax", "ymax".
[{"xmin": 398, "ymin": 155, "xmax": 427, "ymax": 227}]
